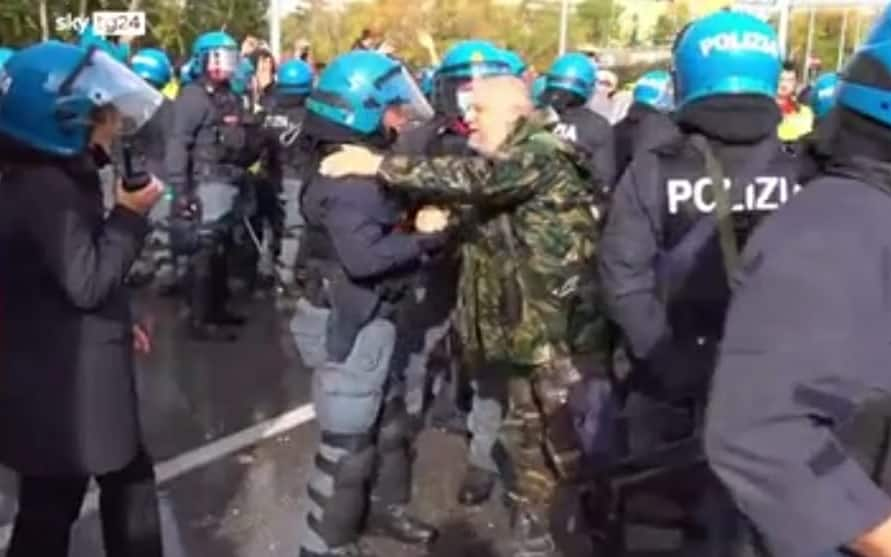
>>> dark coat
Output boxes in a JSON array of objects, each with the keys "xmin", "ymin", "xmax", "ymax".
[{"xmin": 0, "ymin": 151, "xmax": 151, "ymax": 476}]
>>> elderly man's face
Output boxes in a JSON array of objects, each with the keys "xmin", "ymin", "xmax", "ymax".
[{"xmin": 464, "ymin": 77, "xmax": 531, "ymax": 155}]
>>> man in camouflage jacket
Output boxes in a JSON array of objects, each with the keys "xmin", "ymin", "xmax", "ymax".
[{"xmin": 319, "ymin": 75, "xmax": 608, "ymax": 555}]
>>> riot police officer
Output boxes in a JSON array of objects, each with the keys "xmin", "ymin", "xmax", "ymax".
[
  {"xmin": 613, "ymin": 70, "xmax": 679, "ymax": 180},
  {"xmin": 599, "ymin": 10, "xmax": 812, "ymax": 554},
  {"xmin": 541, "ymin": 52, "xmax": 617, "ymax": 191},
  {"xmin": 0, "ymin": 40, "xmax": 165, "ymax": 557},
  {"xmin": 259, "ymin": 58, "xmax": 313, "ymax": 292},
  {"xmin": 129, "ymin": 48, "xmax": 177, "ymax": 288},
  {"xmin": 705, "ymin": 8, "xmax": 891, "ymax": 557},
  {"xmin": 291, "ymin": 50, "xmax": 441, "ymax": 557},
  {"xmin": 165, "ymin": 31, "xmax": 250, "ymax": 341}
]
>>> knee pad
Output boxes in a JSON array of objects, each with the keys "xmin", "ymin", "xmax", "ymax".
[{"xmin": 313, "ymin": 319, "xmax": 396, "ymax": 435}]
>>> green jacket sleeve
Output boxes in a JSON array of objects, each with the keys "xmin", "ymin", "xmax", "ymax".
[{"xmin": 377, "ymin": 146, "xmax": 561, "ymax": 208}]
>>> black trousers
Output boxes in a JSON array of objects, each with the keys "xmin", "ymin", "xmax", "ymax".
[{"xmin": 8, "ymin": 450, "xmax": 162, "ymax": 557}]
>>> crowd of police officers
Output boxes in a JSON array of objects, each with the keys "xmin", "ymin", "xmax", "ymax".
[{"xmin": 0, "ymin": 4, "xmax": 889, "ymax": 557}]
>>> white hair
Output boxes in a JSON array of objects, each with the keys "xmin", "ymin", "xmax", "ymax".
[{"xmin": 472, "ymin": 75, "xmax": 534, "ymax": 117}]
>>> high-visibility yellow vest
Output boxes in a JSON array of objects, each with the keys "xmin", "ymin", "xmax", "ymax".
[
  {"xmin": 162, "ymin": 80, "xmax": 179, "ymax": 99},
  {"xmin": 778, "ymin": 105, "xmax": 814, "ymax": 142}
]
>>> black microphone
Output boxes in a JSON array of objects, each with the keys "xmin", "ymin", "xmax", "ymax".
[{"xmin": 121, "ymin": 141, "xmax": 151, "ymax": 192}]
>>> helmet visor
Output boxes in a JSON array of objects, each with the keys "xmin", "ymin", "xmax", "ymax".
[
  {"xmin": 375, "ymin": 65, "xmax": 434, "ymax": 124},
  {"xmin": 206, "ymin": 47, "xmax": 239, "ymax": 79},
  {"xmin": 64, "ymin": 48, "xmax": 163, "ymax": 135}
]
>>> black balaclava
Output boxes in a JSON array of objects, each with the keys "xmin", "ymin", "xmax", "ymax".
[
  {"xmin": 541, "ymin": 87, "xmax": 586, "ymax": 112},
  {"xmin": 676, "ymin": 94, "xmax": 781, "ymax": 145}
]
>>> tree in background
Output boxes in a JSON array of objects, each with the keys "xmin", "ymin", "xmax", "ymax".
[{"xmin": 652, "ymin": 0, "xmax": 691, "ymax": 46}]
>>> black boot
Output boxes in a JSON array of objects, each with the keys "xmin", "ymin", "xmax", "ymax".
[
  {"xmin": 366, "ymin": 504, "xmax": 437, "ymax": 545},
  {"xmin": 458, "ymin": 465, "xmax": 496, "ymax": 506}
]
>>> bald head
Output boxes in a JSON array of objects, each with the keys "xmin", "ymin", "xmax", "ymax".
[{"xmin": 465, "ymin": 75, "xmax": 534, "ymax": 155}]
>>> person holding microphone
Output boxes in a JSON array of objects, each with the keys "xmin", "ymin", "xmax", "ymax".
[{"xmin": 0, "ymin": 41, "xmax": 166, "ymax": 557}]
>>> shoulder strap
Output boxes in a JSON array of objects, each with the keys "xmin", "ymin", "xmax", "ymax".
[{"xmin": 689, "ymin": 135, "xmax": 740, "ymax": 279}]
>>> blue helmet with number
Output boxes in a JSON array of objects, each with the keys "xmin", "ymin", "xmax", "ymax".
[
  {"xmin": 837, "ymin": 5, "xmax": 891, "ymax": 127},
  {"xmin": 230, "ymin": 57, "xmax": 254, "ymax": 95},
  {"xmin": 130, "ymin": 48, "xmax": 173, "ymax": 88},
  {"xmin": 531, "ymin": 75, "xmax": 547, "ymax": 107},
  {"xmin": 0, "ymin": 41, "xmax": 163, "ymax": 157},
  {"xmin": 277, "ymin": 59, "xmax": 314, "ymax": 96},
  {"xmin": 545, "ymin": 52, "xmax": 596, "ymax": 101},
  {"xmin": 307, "ymin": 50, "xmax": 433, "ymax": 135},
  {"xmin": 79, "ymin": 23, "xmax": 130, "ymax": 63},
  {"xmin": 633, "ymin": 70, "xmax": 674, "ymax": 111},
  {"xmin": 0, "ymin": 48, "xmax": 14, "ymax": 69},
  {"xmin": 439, "ymin": 40, "xmax": 514, "ymax": 79},
  {"xmin": 673, "ymin": 10, "xmax": 782, "ymax": 108},
  {"xmin": 191, "ymin": 31, "xmax": 239, "ymax": 81},
  {"xmin": 809, "ymin": 72, "xmax": 838, "ymax": 120}
]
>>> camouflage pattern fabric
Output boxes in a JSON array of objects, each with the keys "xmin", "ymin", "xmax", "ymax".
[
  {"xmin": 375, "ymin": 108, "xmax": 611, "ymax": 510},
  {"xmin": 378, "ymin": 108, "xmax": 609, "ymax": 373}
]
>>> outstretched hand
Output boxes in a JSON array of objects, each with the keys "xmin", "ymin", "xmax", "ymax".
[{"xmin": 318, "ymin": 145, "xmax": 384, "ymax": 178}]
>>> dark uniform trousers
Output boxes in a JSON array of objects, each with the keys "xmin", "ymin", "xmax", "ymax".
[{"xmin": 9, "ymin": 449, "xmax": 162, "ymax": 557}]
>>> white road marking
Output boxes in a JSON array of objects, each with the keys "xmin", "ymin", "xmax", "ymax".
[{"xmin": 0, "ymin": 402, "xmax": 317, "ymax": 549}]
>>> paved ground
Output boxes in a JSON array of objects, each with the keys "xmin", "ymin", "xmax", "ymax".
[{"xmin": 0, "ymin": 293, "xmax": 691, "ymax": 556}]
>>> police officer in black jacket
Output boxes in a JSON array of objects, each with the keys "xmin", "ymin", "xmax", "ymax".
[
  {"xmin": 599, "ymin": 11, "xmax": 812, "ymax": 554},
  {"xmin": 613, "ymin": 70, "xmax": 679, "ymax": 181},
  {"xmin": 257, "ymin": 59, "xmax": 313, "ymax": 292},
  {"xmin": 542, "ymin": 52, "xmax": 616, "ymax": 192},
  {"xmin": 165, "ymin": 31, "xmax": 251, "ymax": 341},
  {"xmin": 0, "ymin": 42, "xmax": 165, "ymax": 557},
  {"xmin": 706, "ymin": 8, "xmax": 891, "ymax": 557}
]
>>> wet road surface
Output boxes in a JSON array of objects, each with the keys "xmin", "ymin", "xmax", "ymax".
[{"xmin": 0, "ymin": 293, "xmax": 688, "ymax": 556}]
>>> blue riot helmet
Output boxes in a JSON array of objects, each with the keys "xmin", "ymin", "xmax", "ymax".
[
  {"xmin": 502, "ymin": 49, "xmax": 527, "ymax": 77},
  {"xmin": 179, "ymin": 59, "xmax": 195, "ymax": 85},
  {"xmin": 79, "ymin": 23, "xmax": 130, "ymax": 63},
  {"xmin": 307, "ymin": 50, "xmax": 433, "ymax": 135},
  {"xmin": 809, "ymin": 72, "xmax": 838, "ymax": 120},
  {"xmin": 230, "ymin": 57, "xmax": 255, "ymax": 96},
  {"xmin": 531, "ymin": 75, "xmax": 547, "ymax": 107},
  {"xmin": 837, "ymin": 5, "xmax": 891, "ymax": 127},
  {"xmin": 418, "ymin": 66, "xmax": 436, "ymax": 99},
  {"xmin": 544, "ymin": 52, "xmax": 597, "ymax": 102},
  {"xmin": 633, "ymin": 70, "xmax": 674, "ymax": 112},
  {"xmin": 130, "ymin": 48, "xmax": 173, "ymax": 89},
  {"xmin": 277, "ymin": 59, "xmax": 314, "ymax": 96},
  {"xmin": 0, "ymin": 41, "xmax": 163, "ymax": 157},
  {"xmin": 436, "ymin": 40, "xmax": 515, "ymax": 117},
  {"xmin": 0, "ymin": 48, "xmax": 14, "ymax": 69},
  {"xmin": 673, "ymin": 10, "xmax": 782, "ymax": 108},
  {"xmin": 439, "ymin": 40, "xmax": 513, "ymax": 79},
  {"xmin": 191, "ymin": 31, "xmax": 239, "ymax": 83}
]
